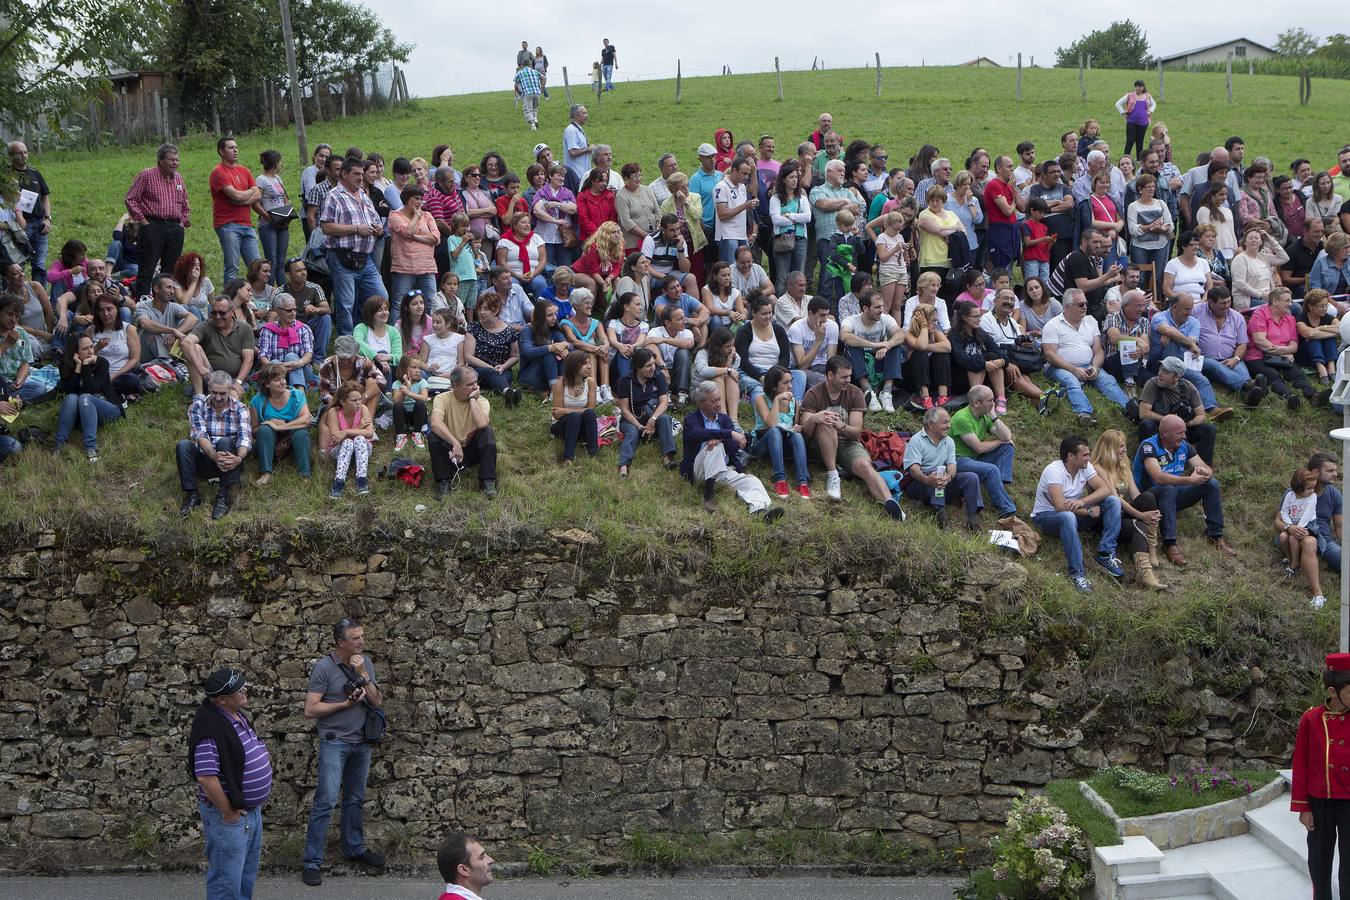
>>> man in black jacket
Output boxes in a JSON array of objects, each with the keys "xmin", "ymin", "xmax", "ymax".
[{"xmin": 187, "ymin": 668, "xmax": 272, "ymax": 900}]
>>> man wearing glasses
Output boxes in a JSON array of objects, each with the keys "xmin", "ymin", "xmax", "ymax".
[
  {"xmin": 175, "ymin": 369, "xmax": 252, "ymax": 519},
  {"xmin": 182, "ymin": 296, "xmax": 256, "ymax": 400},
  {"xmin": 278, "ymin": 255, "xmax": 332, "ymax": 360},
  {"xmin": 257, "ymin": 295, "xmax": 316, "ymax": 388},
  {"xmin": 1041, "ymin": 287, "xmax": 1136, "ymax": 426},
  {"xmin": 300, "ymin": 617, "xmax": 385, "ymax": 886},
  {"xmin": 188, "ymin": 668, "xmax": 271, "ymax": 900}
]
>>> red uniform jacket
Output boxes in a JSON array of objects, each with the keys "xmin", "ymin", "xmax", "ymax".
[{"xmin": 1291, "ymin": 704, "xmax": 1350, "ymax": 810}]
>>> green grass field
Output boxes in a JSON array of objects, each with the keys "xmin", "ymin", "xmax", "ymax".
[{"xmin": 7, "ymin": 64, "xmax": 1344, "ymax": 712}]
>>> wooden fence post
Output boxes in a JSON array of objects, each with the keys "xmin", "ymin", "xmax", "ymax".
[
  {"xmin": 875, "ymin": 52, "xmax": 882, "ymax": 96},
  {"xmin": 1078, "ymin": 56, "xmax": 1086, "ymax": 101},
  {"xmin": 1015, "ymin": 52, "xmax": 1022, "ymax": 101},
  {"xmin": 675, "ymin": 59, "xmax": 682, "ymax": 103},
  {"xmin": 775, "ymin": 56, "xmax": 783, "ymax": 101},
  {"xmin": 811, "ymin": 57, "xmax": 817, "ymax": 71},
  {"xmin": 1226, "ymin": 52, "xmax": 1233, "ymax": 103},
  {"xmin": 88, "ymin": 100, "xmax": 99, "ymax": 148},
  {"xmin": 562, "ymin": 66, "xmax": 573, "ymax": 106},
  {"xmin": 1158, "ymin": 58, "xmax": 1164, "ymax": 103}
]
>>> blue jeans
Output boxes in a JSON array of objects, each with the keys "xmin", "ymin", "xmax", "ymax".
[
  {"xmin": 1022, "ymin": 259, "xmax": 1049, "ymax": 282},
  {"xmin": 13, "ymin": 377, "xmax": 54, "ymax": 405},
  {"xmin": 773, "ymin": 237, "xmax": 808, "ymax": 294},
  {"xmin": 1316, "ymin": 526, "xmax": 1342, "ymax": 570},
  {"xmin": 717, "ymin": 238, "xmax": 748, "ymax": 264},
  {"xmin": 664, "ymin": 348, "xmax": 692, "ymax": 393},
  {"xmin": 618, "ymin": 415, "xmax": 676, "ymax": 466},
  {"xmin": 1200, "ymin": 356, "xmax": 1252, "ymax": 393},
  {"xmin": 845, "ymin": 345, "xmax": 904, "ymax": 390},
  {"xmin": 471, "ymin": 365, "xmax": 514, "ymax": 393},
  {"xmin": 1130, "ymin": 244, "xmax": 1170, "ymax": 298},
  {"xmin": 107, "ymin": 239, "xmax": 139, "ymax": 277},
  {"xmin": 1033, "ymin": 495, "xmax": 1122, "ymax": 577},
  {"xmin": 326, "ymin": 250, "xmax": 388, "ymax": 336},
  {"xmin": 902, "ymin": 471, "xmax": 983, "ymax": 515},
  {"xmin": 603, "ymin": 64, "xmax": 614, "ymax": 90},
  {"xmin": 25, "ymin": 220, "xmax": 48, "ymax": 284},
  {"xmin": 389, "ymin": 272, "xmax": 438, "ymax": 323},
  {"xmin": 301, "ymin": 736, "xmax": 372, "ymax": 869},
  {"xmin": 956, "ymin": 443, "xmax": 1016, "ymax": 517},
  {"xmin": 255, "ymin": 423, "xmax": 312, "ymax": 476},
  {"xmin": 215, "ymin": 223, "xmax": 261, "ymax": 283},
  {"xmin": 301, "ymin": 314, "xmax": 332, "ymax": 365},
  {"xmin": 54, "ymin": 393, "xmax": 122, "ymax": 453},
  {"xmin": 0, "ymin": 434, "xmax": 20, "ymax": 462},
  {"xmin": 520, "ymin": 353, "xmax": 561, "ymax": 390},
  {"xmin": 1147, "ymin": 479, "xmax": 1224, "ymax": 543},
  {"xmin": 198, "ymin": 800, "xmax": 262, "ymax": 900},
  {"xmin": 275, "ymin": 351, "xmax": 308, "ymax": 387},
  {"xmin": 1047, "ymin": 366, "xmax": 1129, "ymax": 415},
  {"xmin": 257, "ymin": 220, "xmax": 289, "ymax": 285},
  {"xmin": 751, "ymin": 426, "xmax": 810, "ymax": 485}
]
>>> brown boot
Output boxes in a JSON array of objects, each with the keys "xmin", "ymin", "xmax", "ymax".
[
  {"xmin": 1143, "ymin": 519, "xmax": 1161, "ymax": 567},
  {"xmin": 1165, "ymin": 543, "xmax": 1187, "ymax": 567},
  {"xmin": 1134, "ymin": 552, "xmax": 1168, "ymax": 590}
]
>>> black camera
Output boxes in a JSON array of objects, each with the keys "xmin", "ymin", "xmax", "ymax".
[
  {"xmin": 1171, "ymin": 402, "xmax": 1196, "ymax": 422},
  {"xmin": 343, "ymin": 675, "xmax": 368, "ymax": 698}
]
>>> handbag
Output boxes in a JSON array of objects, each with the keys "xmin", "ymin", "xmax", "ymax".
[
  {"xmin": 773, "ymin": 230, "xmax": 797, "ymax": 254},
  {"xmin": 337, "ymin": 661, "xmax": 387, "ymax": 743},
  {"xmin": 1007, "ymin": 335, "xmax": 1043, "ymax": 372},
  {"xmin": 267, "ymin": 205, "xmax": 298, "ymax": 228}
]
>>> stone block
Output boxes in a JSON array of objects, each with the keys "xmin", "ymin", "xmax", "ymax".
[
  {"xmin": 30, "ymin": 810, "xmax": 103, "ymax": 838},
  {"xmin": 775, "ymin": 719, "xmax": 839, "ymax": 754},
  {"xmin": 616, "ymin": 614, "xmax": 678, "ymax": 638},
  {"xmin": 716, "ymin": 720, "xmax": 772, "ymax": 758},
  {"xmin": 491, "ymin": 662, "xmax": 584, "ymax": 693}
]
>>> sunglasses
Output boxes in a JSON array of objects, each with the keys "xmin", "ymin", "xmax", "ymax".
[
  {"xmin": 284, "ymin": 255, "xmax": 304, "ymax": 267},
  {"xmin": 212, "ymin": 309, "xmax": 232, "ymax": 318},
  {"xmin": 403, "ymin": 289, "xmax": 423, "ymax": 298}
]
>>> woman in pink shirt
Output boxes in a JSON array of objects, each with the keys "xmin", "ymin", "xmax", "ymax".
[
  {"xmin": 387, "ymin": 185, "xmax": 439, "ymax": 322},
  {"xmin": 1245, "ymin": 287, "xmax": 1324, "ymax": 409}
]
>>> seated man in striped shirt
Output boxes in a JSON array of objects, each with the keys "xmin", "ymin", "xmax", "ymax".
[{"xmin": 187, "ymin": 668, "xmax": 272, "ymax": 900}]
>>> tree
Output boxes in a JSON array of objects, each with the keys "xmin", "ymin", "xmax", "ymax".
[
  {"xmin": 1054, "ymin": 22, "xmax": 1150, "ymax": 69},
  {"xmin": 1318, "ymin": 33, "xmax": 1350, "ymax": 62},
  {"xmin": 1276, "ymin": 27, "xmax": 1321, "ymax": 59}
]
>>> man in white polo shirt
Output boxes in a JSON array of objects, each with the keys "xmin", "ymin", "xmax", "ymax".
[
  {"xmin": 1041, "ymin": 287, "xmax": 1137, "ymax": 425},
  {"xmin": 713, "ymin": 157, "xmax": 757, "ymax": 264}
]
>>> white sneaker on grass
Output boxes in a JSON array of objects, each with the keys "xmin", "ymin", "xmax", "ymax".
[
  {"xmin": 825, "ymin": 469, "xmax": 842, "ymax": 501},
  {"xmin": 865, "ymin": 389, "xmax": 882, "ymax": 412},
  {"xmin": 880, "ymin": 391, "xmax": 895, "ymax": 413}
]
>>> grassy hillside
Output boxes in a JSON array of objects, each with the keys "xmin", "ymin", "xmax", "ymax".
[
  {"xmin": 8, "ymin": 64, "xmax": 1342, "ymax": 712},
  {"xmin": 37, "ymin": 65, "xmax": 1350, "ymax": 280}
]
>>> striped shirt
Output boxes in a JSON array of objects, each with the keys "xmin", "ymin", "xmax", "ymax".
[
  {"xmin": 320, "ymin": 185, "xmax": 381, "ymax": 253},
  {"xmin": 125, "ymin": 166, "xmax": 190, "ymax": 226},
  {"xmin": 424, "ymin": 184, "xmax": 464, "ymax": 223},
  {"xmin": 188, "ymin": 396, "xmax": 253, "ymax": 454},
  {"xmin": 192, "ymin": 708, "xmax": 272, "ymax": 809},
  {"xmin": 514, "ymin": 66, "xmax": 543, "ymax": 96},
  {"xmin": 256, "ymin": 321, "xmax": 315, "ymax": 364}
]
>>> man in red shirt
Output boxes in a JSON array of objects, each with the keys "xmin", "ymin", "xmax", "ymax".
[
  {"xmin": 208, "ymin": 137, "xmax": 261, "ymax": 283},
  {"xmin": 983, "ymin": 155, "xmax": 1022, "ymax": 271},
  {"xmin": 125, "ymin": 143, "xmax": 190, "ymax": 299}
]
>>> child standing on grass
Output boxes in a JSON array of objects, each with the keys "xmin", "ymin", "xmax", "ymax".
[
  {"xmin": 819, "ymin": 209, "xmax": 861, "ymax": 315},
  {"xmin": 1277, "ymin": 467, "xmax": 1326, "ymax": 609},
  {"xmin": 391, "ymin": 355, "xmax": 429, "ymax": 452},
  {"xmin": 445, "ymin": 214, "xmax": 480, "ymax": 320},
  {"xmin": 1291, "ymin": 653, "xmax": 1350, "ymax": 900},
  {"xmin": 1020, "ymin": 199, "xmax": 1053, "ymax": 283}
]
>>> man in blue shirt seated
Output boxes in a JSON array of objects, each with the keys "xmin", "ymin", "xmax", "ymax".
[
  {"xmin": 1148, "ymin": 292, "xmax": 1233, "ymax": 421},
  {"xmin": 1133, "ymin": 413, "xmax": 1237, "ymax": 567},
  {"xmin": 681, "ymin": 379, "xmax": 782, "ymax": 522},
  {"xmin": 1309, "ymin": 451, "xmax": 1343, "ymax": 571},
  {"xmin": 901, "ymin": 405, "xmax": 984, "ymax": 530}
]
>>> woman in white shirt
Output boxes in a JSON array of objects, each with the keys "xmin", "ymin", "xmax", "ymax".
[
  {"xmin": 256, "ymin": 149, "xmax": 291, "ymax": 286},
  {"xmin": 1162, "ymin": 230, "xmax": 1213, "ymax": 305},
  {"xmin": 90, "ymin": 294, "xmax": 141, "ymax": 395},
  {"xmin": 1229, "ymin": 226, "xmax": 1289, "ymax": 311},
  {"xmin": 1194, "ymin": 186, "xmax": 1237, "ymax": 259},
  {"xmin": 769, "ymin": 161, "xmax": 812, "ymax": 293},
  {"xmin": 417, "ymin": 307, "xmax": 464, "ymax": 387}
]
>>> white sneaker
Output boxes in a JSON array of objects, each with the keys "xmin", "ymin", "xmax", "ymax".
[
  {"xmin": 1312, "ymin": 595, "xmax": 1328, "ymax": 610},
  {"xmin": 865, "ymin": 389, "xmax": 882, "ymax": 412},
  {"xmin": 825, "ymin": 470, "xmax": 842, "ymax": 501},
  {"xmin": 880, "ymin": 391, "xmax": 895, "ymax": 413},
  {"xmin": 598, "ymin": 385, "xmax": 612, "ymax": 404}
]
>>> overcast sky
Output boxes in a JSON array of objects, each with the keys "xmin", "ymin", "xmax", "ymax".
[{"xmin": 359, "ymin": 7, "xmax": 1294, "ymax": 97}]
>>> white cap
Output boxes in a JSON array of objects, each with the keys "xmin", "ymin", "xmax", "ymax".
[
  {"xmin": 697, "ymin": 143, "xmax": 717, "ymax": 157},
  {"xmin": 533, "ymin": 143, "xmax": 550, "ymax": 157}
]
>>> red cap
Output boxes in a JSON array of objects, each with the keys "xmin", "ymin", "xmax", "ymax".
[{"xmin": 1327, "ymin": 653, "xmax": 1350, "ymax": 672}]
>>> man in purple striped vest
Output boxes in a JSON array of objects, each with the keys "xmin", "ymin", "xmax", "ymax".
[{"xmin": 187, "ymin": 668, "xmax": 272, "ymax": 900}]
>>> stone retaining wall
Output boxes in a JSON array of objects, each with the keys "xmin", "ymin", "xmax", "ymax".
[{"xmin": 0, "ymin": 527, "xmax": 1293, "ymax": 871}]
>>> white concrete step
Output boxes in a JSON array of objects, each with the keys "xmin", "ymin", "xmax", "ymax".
[
  {"xmin": 1244, "ymin": 797, "xmax": 1308, "ymax": 872},
  {"xmin": 1169, "ymin": 833, "xmax": 1312, "ymax": 900},
  {"xmin": 1118, "ymin": 853, "xmax": 1212, "ymax": 899},
  {"xmin": 1210, "ymin": 866, "xmax": 1312, "ymax": 900}
]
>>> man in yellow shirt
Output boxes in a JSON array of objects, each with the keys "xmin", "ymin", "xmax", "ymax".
[{"xmin": 428, "ymin": 366, "xmax": 498, "ymax": 499}]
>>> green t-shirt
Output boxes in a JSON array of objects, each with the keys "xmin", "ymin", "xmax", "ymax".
[{"xmin": 949, "ymin": 406, "xmax": 996, "ymax": 459}]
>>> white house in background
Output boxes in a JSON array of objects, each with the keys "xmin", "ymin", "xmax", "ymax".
[{"xmin": 1158, "ymin": 37, "xmax": 1280, "ymax": 67}]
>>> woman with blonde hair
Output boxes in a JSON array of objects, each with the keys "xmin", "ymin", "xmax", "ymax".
[
  {"xmin": 572, "ymin": 220, "xmax": 625, "ymax": 299},
  {"xmin": 1090, "ymin": 429, "xmax": 1166, "ymax": 590}
]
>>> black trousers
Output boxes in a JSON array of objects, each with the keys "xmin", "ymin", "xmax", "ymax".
[
  {"xmin": 135, "ymin": 218, "xmax": 185, "ymax": 298},
  {"xmin": 1138, "ymin": 418, "xmax": 1217, "ymax": 466},
  {"xmin": 175, "ymin": 436, "xmax": 241, "ymax": 493},
  {"xmin": 1118, "ymin": 490, "xmax": 1154, "ymax": 556},
  {"xmin": 428, "ymin": 427, "xmax": 497, "ymax": 484},
  {"xmin": 903, "ymin": 350, "xmax": 953, "ymax": 396},
  {"xmin": 1308, "ymin": 796, "xmax": 1350, "ymax": 900},
  {"xmin": 392, "ymin": 400, "xmax": 426, "ymax": 435},
  {"xmin": 1247, "ymin": 358, "xmax": 1315, "ymax": 400},
  {"xmin": 1124, "ymin": 121, "xmax": 1149, "ymax": 159},
  {"xmin": 550, "ymin": 409, "xmax": 599, "ymax": 460}
]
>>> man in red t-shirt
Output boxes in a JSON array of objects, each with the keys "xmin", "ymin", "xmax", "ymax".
[
  {"xmin": 983, "ymin": 155, "xmax": 1022, "ymax": 271},
  {"xmin": 209, "ymin": 136, "xmax": 261, "ymax": 283},
  {"xmin": 435, "ymin": 833, "xmax": 494, "ymax": 900}
]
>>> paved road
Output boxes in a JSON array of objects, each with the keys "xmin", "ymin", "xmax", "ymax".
[{"xmin": 0, "ymin": 874, "xmax": 964, "ymax": 899}]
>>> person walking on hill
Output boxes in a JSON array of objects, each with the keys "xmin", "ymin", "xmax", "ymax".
[
  {"xmin": 513, "ymin": 62, "xmax": 543, "ymax": 132},
  {"xmin": 600, "ymin": 39, "xmax": 617, "ymax": 91}
]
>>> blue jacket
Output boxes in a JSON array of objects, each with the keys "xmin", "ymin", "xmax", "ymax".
[
  {"xmin": 519, "ymin": 325, "xmax": 566, "ymax": 363},
  {"xmin": 680, "ymin": 409, "xmax": 741, "ymax": 481}
]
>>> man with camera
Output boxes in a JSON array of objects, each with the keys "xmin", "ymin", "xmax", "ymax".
[
  {"xmin": 428, "ymin": 365, "xmax": 498, "ymax": 500},
  {"xmin": 1137, "ymin": 356, "xmax": 1218, "ymax": 466},
  {"xmin": 300, "ymin": 617, "xmax": 385, "ymax": 887}
]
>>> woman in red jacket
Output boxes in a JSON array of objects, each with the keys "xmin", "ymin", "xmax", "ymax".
[
  {"xmin": 1292, "ymin": 652, "xmax": 1350, "ymax": 900},
  {"xmin": 576, "ymin": 168, "xmax": 617, "ymax": 244}
]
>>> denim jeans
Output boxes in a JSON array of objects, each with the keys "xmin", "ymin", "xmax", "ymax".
[
  {"xmin": 1046, "ymin": 366, "xmax": 1129, "ymax": 415},
  {"xmin": 603, "ymin": 64, "xmax": 614, "ymax": 90},
  {"xmin": 1146, "ymin": 479, "xmax": 1224, "ymax": 543},
  {"xmin": 1200, "ymin": 356, "xmax": 1251, "ymax": 393},
  {"xmin": 664, "ymin": 348, "xmax": 692, "ymax": 393},
  {"xmin": 903, "ymin": 470, "xmax": 984, "ymax": 517},
  {"xmin": 255, "ymin": 423, "xmax": 312, "ymax": 476},
  {"xmin": 54, "ymin": 393, "xmax": 122, "ymax": 453},
  {"xmin": 471, "ymin": 365, "xmax": 514, "ymax": 393},
  {"xmin": 956, "ymin": 444, "xmax": 1017, "ymax": 517},
  {"xmin": 198, "ymin": 800, "xmax": 262, "ymax": 900},
  {"xmin": 257, "ymin": 220, "xmax": 289, "ymax": 285},
  {"xmin": 176, "ymin": 436, "xmax": 242, "ymax": 492},
  {"xmin": 215, "ymin": 223, "xmax": 261, "ymax": 283},
  {"xmin": 25, "ymin": 219, "xmax": 48, "ymax": 284},
  {"xmin": 301, "ymin": 736, "xmax": 372, "ymax": 869},
  {"xmin": 326, "ymin": 250, "xmax": 388, "ymax": 336},
  {"xmin": 1032, "ymin": 494, "xmax": 1122, "ymax": 577},
  {"xmin": 773, "ymin": 239, "xmax": 808, "ymax": 293},
  {"xmin": 717, "ymin": 238, "xmax": 748, "ymax": 264},
  {"xmin": 550, "ymin": 409, "xmax": 599, "ymax": 460},
  {"xmin": 12, "ymin": 377, "xmax": 54, "ymax": 405},
  {"xmin": 845, "ymin": 345, "xmax": 905, "ymax": 390},
  {"xmin": 520, "ymin": 353, "xmax": 561, "ymax": 390},
  {"xmin": 272, "ymin": 351, "xmax": 308, "ymax": 387},
  {"xmin": 301, "ymin": 314, "xmax": 332, "ymax": 365},
  {"xmin": 1021, "ymin": 259, "xmax": 1049, "ymax": 282},
  {"xmin": 1316, "ymin": 527, "xmax": 1343, "ymax": 570},
  {"xmin": 618, "ymin": 415, "xmax": 676, "ymax": 466},
  {"xmin": 751, "ymin": 426, "xmax": 810, "ymax": 485},
  {"xmin": 389, "ymin": 272, "xmax": 438, "ymax": 323}
]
